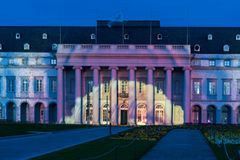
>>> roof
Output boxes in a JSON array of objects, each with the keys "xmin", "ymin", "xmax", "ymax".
[{"xmin": 0, "ymin": 21, "xmax": 239, "ymax": 53}]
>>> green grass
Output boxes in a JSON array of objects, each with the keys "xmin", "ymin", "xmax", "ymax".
[
  {"xmin": 0, "ymin": 122, "xmax": 91, "ymax": 137},
  {"xmin": 32, "ymin": 126, "xmax": 171, "ymax": 160}
]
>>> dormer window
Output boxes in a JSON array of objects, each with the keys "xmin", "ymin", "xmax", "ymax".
[
  {"xmin": 124, "ymin": 34, "xmax": 129, "ymax": 40},
  {"xmin": 16, "ymin": 33, "xmax": 21, "ymax": 39},
  {"xmin": 223, "ymin": 44, "xmax": 230, "ymax": 52},
  {"xmin": 90, "ymin": 33, "xmax": 96, "ymax": 40},
  {"xmin": 236, "ymin": 34, "xmax": 240, "ymax": 40},
  {"xmin": 52, "ymin": 43, "xmax": 58, "ymax": 50},
  {"xmin": 24, "ymin": 43, "xmax": 30, "ymax": 50},
  {"xmin": 157, "ymin": 34, "xmax": 162, "ymax": 40},
  {"xmin": 50, "ymin": 59, "xmax": 57, "ymax": 65},
  {"xmin": 208, "ymin": 34, "xmax": 212, "ymax": 40},
  {"xmin": 42, "ymin": 33, "xmax": 48, "ymax": 39},
  {"xmin": 194, "ymin": 44, "xmax": 200, "ymax": 52}
]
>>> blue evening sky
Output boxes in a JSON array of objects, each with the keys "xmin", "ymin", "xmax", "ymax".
[{"xmin": 0, "ymin": 0, "xmax": 239, "ymax": 26}]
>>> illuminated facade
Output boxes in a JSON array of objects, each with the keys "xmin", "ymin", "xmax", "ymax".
[{"xmin": 0, "ymin": 21, "xmax": 240, "ymax": 125}]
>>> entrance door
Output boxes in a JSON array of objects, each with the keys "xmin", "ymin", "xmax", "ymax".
[{"xmin": 121, "ymin": 110, "xmax": 128, "ymax": 125}]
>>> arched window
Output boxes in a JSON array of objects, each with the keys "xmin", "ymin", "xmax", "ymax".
[
  {"xmin": 24, "ymin": 43, "xmax": 30, "ymax": 50},
  {"xmin": 208, "ymin": 34, "xmax": 212, "ymax": 40},
  {"xmin": 192, "ymin": 105, "xmax": 201, "ymax": 124},
  {"xmin": 90, "ymin": 33, "xmax": 96, "ymax": 40},
  {"xmin": 42, "ymin": 33, "xmax": 48, "ymax": 39},
  {"xmin": 52, "ymin": 43, "xmax": 58, "ymax": 50},
  {"xmin": 124, "ymin": 34, "xmax": 129, "ymax": 40},
  {"xmin": 236, "ymin": 34, "xmax": 240, "ymax": 40},
  {"xmin": 223, "ymin": 44, "xmax": 230, "ymax": 52},
  {"xmin": 157, "ymin": 34, "xmax": 162, "ymax": 40}
]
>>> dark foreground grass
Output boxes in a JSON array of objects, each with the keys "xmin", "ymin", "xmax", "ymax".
[
  {"xmin": 32, "ymin": 126, "xmax": 171, "ymax": 160},
  {"xmin": 0, "ymin": 122, "xmax": 91, "ymax": 137}
]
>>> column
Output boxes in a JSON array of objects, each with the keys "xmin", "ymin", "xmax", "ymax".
[
  {"xmin": 146, "ymin": 66, "xmax": 155, "ymax": 125},
  {"xmin": 74, "ymin": 66, "xmax": 82, "ymax": 124},
  {"xmin": 109, "ymin": 66, "xmax": 118, "ymax": 125},
  {"xmin": 44, "ymin": 106, "xmax": 49, "ymax": 123},
  {"xmin": 16, "ymin": 105, "xmax": 20, "ymax": 122},
  {"xmin": 216, "ymin": 108, "xmax": 221, "ymax": 124},
  {"xmin": 128, "ymin": 66, "xmax": 136, "ymax": 125},
  {"xmin": 231, "ymin": 109, "xmax": 237, "ymax": 124},
  {"xmin": 183, "ymin": 66, "xmax": 191, "ymax": 123},
  {"xmin": 92, "ymin": 66, "xmax": 100, "ymax": 125},
  {"xmin": 164, "ymin": 67, "xmax": 173, "ymax": 125},
  {"xmin": 57, "ymin": 66, "xmax": 64, "ymax": 123},
  {"xmin": 29, "ymin": 105, "xmax": 34, "ymax": 123},
  {"xmin": 202, "ymin": 107, "xmax": 207, "ymax": 123},
  {"xmin": 44, "ymin": 76, "xmax": 49, "ymax": 98}
]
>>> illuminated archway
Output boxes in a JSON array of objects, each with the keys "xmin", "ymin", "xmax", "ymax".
[
  {"xmin": 137, "ymin": 104, "xmax": 146, "ymax": 125},
  {"xmin": 34, "ymin": 102, "xmax": 45, "ymax": 123},
  {"xmin": 155, "ymin": 105, "xmax": 164, "ymax": 124},
  {"xmin": 222, "ymin": 105, "xmax": 231, "ymax": 124},
  {"xmin": 20, "ymin": 102, "xmax": 29, "ymax": 123},
  {"xmin": 207, "ymin": 105, "xmax": 216, "ymax": 124},
  {"xmin": 192, "ymin": 105, "xmax": 201, "ymax": 124},
  {"xmin": 6, "ymin": 101, "xmax": 15, "ymax": 122},
  {"xmin": 48, "ymin": 102, "xmax": 57, "ymax": 123}
]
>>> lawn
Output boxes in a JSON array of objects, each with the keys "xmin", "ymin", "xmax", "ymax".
[
  {"xmin": 32, "ymin": 126, "xmax": 171, "ymax": 160},
  {"xmin": 0, "ymin": 121, "xmax": 91, "ymax": 137},
  {"xmin": 201, "ymin": 124, "xmax": 240, "ymax": 160}
]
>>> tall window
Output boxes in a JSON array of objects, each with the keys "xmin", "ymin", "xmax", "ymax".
[
  {"xmin": 223, "ymin": 81, "xmax": 231, "ymax": 96},
  {"xmin": 155, "ymin": 80, "xmax": 164, "ymax": 94},
  {"xmin": 49, "ymin": 77, "xmax": 57, "ymax": 93},
  {"xmin": 35, "ymin": 77, "xmax": 43, "ymax": 92},
  {"xmin": 7, "ymin": 77, "xmax": 15, "ymax": 92},
  {"xmin": 103, "ymin": 80, "xmax": 110, "ymax": 93},
  {"xmin": 174, "ymin": 80, "xmax": 181, "ymax": 95},
  {"xmin": 208, "ymin": 80, "xmax": 216, "ymax": 95},
  {"xmin": 121, "ymin": 80, "xmax": 128, "ymax": 93},
  {"xmin": 237, "ymin": 80, "xmax": 240, "ymax": 95},
  {"xmin": 21, "ymin": 78, "xmax": 29, "ymax": 92},
  {"xmin": 193, "ymin": 80, "xmax": 201, "ymax": 95},
  {"xmin": 87, "ymin": 80, "xmax": 93, "ymax": 93},
  {"xmin": 139, "ymin": 80, "xmax": 145, "ymax": 93}
]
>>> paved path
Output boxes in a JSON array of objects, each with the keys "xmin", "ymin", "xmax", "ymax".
[
  {"xmin": 142, "ymin": 129, "xmax": 216, "ymax": 160},
  {"xmin": 0, "ymin": 127, "xmax": 129, "ymax": 160}
]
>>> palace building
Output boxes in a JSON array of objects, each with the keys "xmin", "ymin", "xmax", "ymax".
[{"xmin": 0, "ymin": 20, "xmax": 240, "ymax": 125}]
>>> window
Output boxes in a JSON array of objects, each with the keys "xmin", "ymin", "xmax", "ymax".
[
  {"xmin": 22, "ymin": 58, "xmax": 27, "ymax": 65},
  {"xmin": 139, "ymin": 81, "xmax": 143, "ymax": 93},
  {"xmin": 121, "ymin": 80, "xmax": 128, "ymax": 93},
  {"xmin": 236, "ymin": 34, "xmax": 240, "ymax": 40},
  {"xmin": 24, "ymin": 43, "xmax": 30, "ymax": 50},
  {"xmin": 155, "ymin": 80, "xmax": 164, "ymax": 94},
  {"xmin": 103, "ymin": 81, "xmax": 109, "ymax": 93},
  {"xmin": 193, "ymin": 80, "xmax": 201, "ymax": 95},
  {"xmin": 223, "ymin": 81, "xmax": 231, "ymax": 96},
  {"xmin": 174, "ymin": 80, "xmax": 181, "ymax": 95},
  {"xmin": 9, "ymin": 59, "xmax": 14, "ymax": 65},
  {"xmin": 223, "ymin": 45, "xmax": 230, "ymax": 52},
  {"xmin": 42, "ymin": 33, "xmax": 47, "ymax": 39},
  {"xmin": 50, "ymin": 59, "xmax": 57, "ymax": 65},
  {"xmin": 237, "ymin": 80, "xmax": 240, "ymax": 95},
  {"xmin": 7, "ymin": 77, "xmax": 15, "ymax": 92},
  {"xmin": 35, "ymin": 77, "xmax": 43, "ymax": 92},
  {"xmin": 52, "ymin": 43, "xmax": 58, "ymax": 50},
  {"xmin": 157, "ymin": 34, "xmax": 162, "ymax": 40},
  {"xmin": 21, "ymin": 78, "xmax": 29, "ymax": 92},
  {"xmin": 16, "ymin": 33, "xmax": 20, "ymax": 39},
  {"xmin": 194, "ymin": 44, "xmax": 200, "ymax": 52},
  {"xmin": 224, "ymin": 60, "xmax": 231, "ymax": 67},
  {"xmin": 208, "ymin": 34, "xmax": 212, "ymax": 40},
  {"xmin": 124, "ymin": 34, "xmax": 129, "ymax": 40},
  {"xmin": 209, "ymin": 60, "xmax": 216, "ymax": 67},
  {"xmin": 87, "ymin": 80, "xmax": 93, "ymax": 93},
  {"xmin": 0, "ymin": 104, "xmax": 2, "ymax": 119},
  {"xmin": 90, "ymin": 33, "xmax": 96, "ymax": 40},
  {"xmin": 208, "ymin": 80, "xmax": 216, "ymax": 95},
  {"xmin": 49, "ymin": 77, "xmax": 57, "ymax": 93},
  {"xmin": 0, "ymin": 44, "xmax": 2, "ymax": 50}
]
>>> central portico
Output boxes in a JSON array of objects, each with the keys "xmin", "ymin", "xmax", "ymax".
[{"xmin": 56, "ymin": 44, "xmax": 191, "ymax": 125}]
